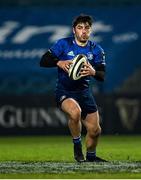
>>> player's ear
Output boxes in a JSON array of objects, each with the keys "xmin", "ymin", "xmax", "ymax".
[
  {"xmin": 73, "ymin": 27, "xmax": 75, "ymax": 34},
  {"xmin": 90, "ymin": 27, "xmax": 92, "ymax": 34}
]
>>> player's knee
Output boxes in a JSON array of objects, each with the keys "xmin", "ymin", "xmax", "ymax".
[
  {"xmin": 96, "ymin": 126, "xmax": 102, "ymax": 136},
  {"xmin": 89, "ymin": 126, "xmax": 101, "ymax": 138},
  {"xmin": 69, "ymin": 107, "xmax": 81, "ymax": 122}
]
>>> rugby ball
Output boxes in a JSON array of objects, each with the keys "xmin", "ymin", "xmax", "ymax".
[{"xmin": 68, "ymin": 54, "xmax": 87, "ymax": 80}]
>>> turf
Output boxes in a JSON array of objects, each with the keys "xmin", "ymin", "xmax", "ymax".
[{"xmin": 0, "ymin": 135, "xmax": 141, "ymax": 178}]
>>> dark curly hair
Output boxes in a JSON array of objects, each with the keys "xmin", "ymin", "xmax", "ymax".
[{"xmin": 72, "ymin": 14, "xmax": 93, "ymax": 28}]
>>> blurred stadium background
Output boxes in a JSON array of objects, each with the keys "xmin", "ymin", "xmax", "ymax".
[{"xmin": 0, "ymin": 0, "xmax": 141, "ymax": 136}]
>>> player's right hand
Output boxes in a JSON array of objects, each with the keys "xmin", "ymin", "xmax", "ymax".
[{"xmin": 57, "ymin": 60, "xmax": 72, "ymax": 73}]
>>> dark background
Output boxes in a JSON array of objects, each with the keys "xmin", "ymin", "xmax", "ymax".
[{"xmin": 0, "ymin": 0, "xmax": 141, "ymax": 135}]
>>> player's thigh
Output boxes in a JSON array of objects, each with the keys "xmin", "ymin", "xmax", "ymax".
[
  {"xmin": 82, "ymin": 111, "xmax": 101, "ymax": 134},
  {"xmin": 61, "ymin": 98, "xmax": 81, "ymax": 119}
]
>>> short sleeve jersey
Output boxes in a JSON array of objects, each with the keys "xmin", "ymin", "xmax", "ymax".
[{"xmin": 50, "ymin": 37, "xmax": 105, "ymax": 91}]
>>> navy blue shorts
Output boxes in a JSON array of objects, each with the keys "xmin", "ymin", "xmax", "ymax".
[{"xmin": 55, "ymin": 88, "xmax": 97, "ymax": 119}]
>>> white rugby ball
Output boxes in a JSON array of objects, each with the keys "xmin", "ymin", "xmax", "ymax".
[{"xmin": 68, "ymin": 54, "xmax": 87, "ymax": 80}]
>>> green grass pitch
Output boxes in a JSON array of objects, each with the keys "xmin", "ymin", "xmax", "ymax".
[{"xmin": 0, "ymin": 135, "xmax": 141, "ymax": 178}]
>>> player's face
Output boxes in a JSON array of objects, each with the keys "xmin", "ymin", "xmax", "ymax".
[{"xmin": 73, "ymin": 22, "xmax": 92, "ymax": 44}]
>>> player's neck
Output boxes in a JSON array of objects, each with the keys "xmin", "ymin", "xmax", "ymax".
[{"xmin": 75, "ymin": 38, "xmax": 88, "ymax": 47}]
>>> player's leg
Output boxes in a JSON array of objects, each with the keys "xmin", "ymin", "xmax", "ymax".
[
  {"xmin": 61, "ymin": 98, "xmax": 84, "ymax": 162},
  {"xmin": 61, "ymin": 98, "xmax": 82, "ymax": 138},
  {"xmin": 82, "ymin": 111, "xmax": 107, "ymax": 162},
  {"xmin": 84, "ymin": 111, "xmax": 101, "ymax": 151}
]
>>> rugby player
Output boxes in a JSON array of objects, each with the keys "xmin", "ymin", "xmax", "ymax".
[{"xmin": 40, "ymin": 14, "xmax": 107, "ymax": 163}]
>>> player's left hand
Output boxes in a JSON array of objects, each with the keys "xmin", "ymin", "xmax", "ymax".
[{"xmin": 80, "ymin": 62, "xmax": 96, "ymax": 77}]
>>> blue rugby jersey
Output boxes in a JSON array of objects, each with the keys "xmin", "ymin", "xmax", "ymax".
[{"xmin": 50, "ymin": 37, "xmax": 106, "ymax": 91}]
